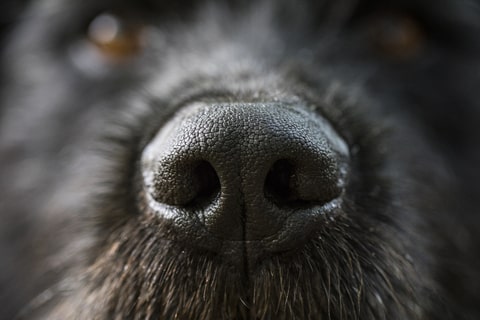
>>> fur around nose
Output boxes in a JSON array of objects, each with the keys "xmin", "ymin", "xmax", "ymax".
[{"xmin": 141, "ymin": 102, "xmax": 349, "ymax": 242}]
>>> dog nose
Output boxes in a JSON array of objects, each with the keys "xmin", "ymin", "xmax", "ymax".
[{"xmin": 141, "ymin": 102, "xmax": 349, "ymax": 242}]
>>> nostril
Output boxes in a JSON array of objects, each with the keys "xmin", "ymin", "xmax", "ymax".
[
  {"xmin": 265, "ymin": 159, "xmax": 301, "ymax": 204},
  {"xmin": 142, "ymin": 154, "xmax": 220, "ymax": 207},
  {"xmin": 265, "ymin": 156, "xmax": 344, "ymax": 207},
  {"xmin": 187, "ymin": 161, "xmax": 220, "ymax": 207}
]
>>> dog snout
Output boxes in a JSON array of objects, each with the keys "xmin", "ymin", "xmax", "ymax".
[{"xmin": 141, "ymin": 102, "xmax": 349, "ymax": 250}]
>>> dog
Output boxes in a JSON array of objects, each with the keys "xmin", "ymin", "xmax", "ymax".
[{"xmin": 1, "ymin": 0, "xmax": 480, "ymax": 319}]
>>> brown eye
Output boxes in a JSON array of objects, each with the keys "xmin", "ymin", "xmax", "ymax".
[
  {"xmin": 88, "ymin": 13, "xmax": 145, "ymax": 62},
  {"xmin": 369, "ymin": 13, "xmax": 425, "ymax": 60}
]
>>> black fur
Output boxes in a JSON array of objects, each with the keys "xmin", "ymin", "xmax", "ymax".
[{"xmin": 1, "ymin": 0, "xmax": 480, "ymax": 319}]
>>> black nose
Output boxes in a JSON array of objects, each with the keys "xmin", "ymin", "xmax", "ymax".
[{"xmin": 141, "ymin": 102, "xmax": 349, "ymax": 246}]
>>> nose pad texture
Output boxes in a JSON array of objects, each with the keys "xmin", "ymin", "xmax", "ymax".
[{"xmin": 141, "ymin": 102, "xmax": 349, "ymax": 243}]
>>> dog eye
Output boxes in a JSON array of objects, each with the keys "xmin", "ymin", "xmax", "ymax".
[
  {"xmin": 87, "ymin": 13, "xmax": 146, "ymax": 62},
  {"xmin": 368, "ymin": 13, "xmax": 425, "ymax": 60}
]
